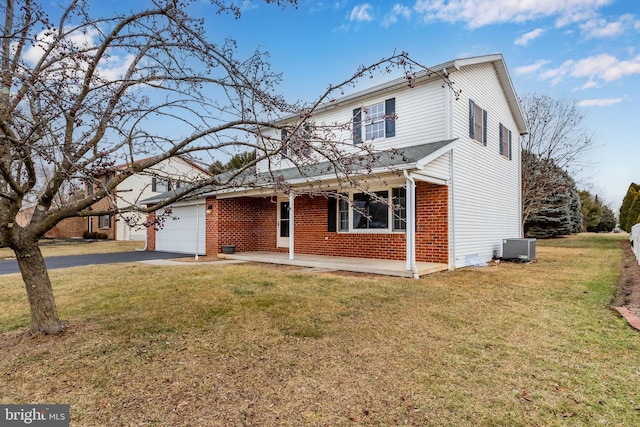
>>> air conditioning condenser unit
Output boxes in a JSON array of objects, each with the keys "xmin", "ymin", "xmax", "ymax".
[{"xmin": 502, "ymin": 238, "xmax": 536, "ymax": 261}]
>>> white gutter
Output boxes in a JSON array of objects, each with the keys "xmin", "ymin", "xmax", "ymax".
[{"xmin": 403, "ymin": 170, "xmax": 419, "ymax": 279}]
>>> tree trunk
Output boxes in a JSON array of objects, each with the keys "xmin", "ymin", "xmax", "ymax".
[{"xmin": 14, "ymin": 241, "xmax": 66, "ymax": 335}]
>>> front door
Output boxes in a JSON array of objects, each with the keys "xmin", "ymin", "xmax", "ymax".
[{"xmin": 277, "ymin": 200, "xmax": 290, "ymax": 248}]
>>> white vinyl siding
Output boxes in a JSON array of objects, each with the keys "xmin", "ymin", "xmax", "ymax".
[
  {"xmin": 450, "ymin": 63, "xmax": 521, "ymax": 267},
  {"xmin": 114, "ymin": 157, "xmax": 208, "ymax": 241},
  {"xmin": 255, "ymin": 79, "xmax": 448, "ymax": 173}
]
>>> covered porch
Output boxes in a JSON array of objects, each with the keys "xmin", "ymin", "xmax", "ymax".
[{"xmin": 217, "ymin": 251, "xmax": 448, "ymax": 278}]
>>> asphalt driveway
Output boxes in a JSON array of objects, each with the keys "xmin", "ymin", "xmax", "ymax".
[{"xmin": 0, "ymin": 251, "xmax": 189, "ymax": 275}]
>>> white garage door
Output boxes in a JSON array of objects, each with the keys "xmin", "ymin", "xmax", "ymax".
[{"xmin": 156, "ymin": 204, "xmax": 206, "ymax": 255}]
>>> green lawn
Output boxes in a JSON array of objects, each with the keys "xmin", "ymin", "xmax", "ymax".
[{"xmin": 0, "ymin": 233, "xmax": 638, "ymax": 426}]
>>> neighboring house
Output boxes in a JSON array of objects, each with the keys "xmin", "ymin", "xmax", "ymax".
[
  {"xmin": 88, "ymin": 156, "xmax": 210, "ymax": 241},
  {"xmin": 145, "ymin": 54, "xmax": 527, "ymax": 275}
]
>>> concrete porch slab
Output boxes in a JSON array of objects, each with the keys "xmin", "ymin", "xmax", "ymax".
[{"xmin": 217, "ymin": 251, "xmax": 448, "ymax": 278}]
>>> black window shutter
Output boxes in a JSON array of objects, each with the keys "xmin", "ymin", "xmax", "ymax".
[
  {"xmin": 482, "ymin": 109, "xmax": 488, "ymax": 146},
  {"xmin": 353, "ymin": 108, "xmax": 362, "ymax": 143},
  {"xmin": 468, "ymin": 99, "xmax": 475, "ymax": 139},
  {"xmin": 508, "ymin": 130, "xmax": 513, "ymax": 160},
  {"xmin": 281, "ymin": 129, "xmax": 288, "ymax": 158},
  {"xmin": 327, "ymin": 193, "xmax": 337, "ymax": 232},
  {"xmin": 385, "ymin": 98, "xmax": 396, "ymax": 138},
  {"xmin": 499, "ymin": 123, "xmax": 504, "ymax": 155},
  {"xmin": 151, "ymin": 177, "xmax": 157, "ymax": 192}
]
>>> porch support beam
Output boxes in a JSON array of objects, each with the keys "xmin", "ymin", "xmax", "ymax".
[
  {"xmin": 289, "ymin": 194, "xmax": 295, "ymax": 260},
  {"xmin": 404, "ymin": 171, "xmax": 418, "ymax": 278}
]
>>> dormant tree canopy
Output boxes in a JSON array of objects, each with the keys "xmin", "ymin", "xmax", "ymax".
[{"xmin": 0, "ymin": 0, "xmax": 446, "ymax": 334}]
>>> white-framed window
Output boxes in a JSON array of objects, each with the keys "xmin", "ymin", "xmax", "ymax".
[
  {"xmin": 281, "ymin": 125, "xmax": 311, "ymax": 159},
  {"xmin": 499, "ymin": 123, "xmax": 512, "ymax": 160},
  {"xmin": 151, "ymin": 178, "xmax": 171, "ymax": 193},
  {"xmin": 353, "ymin": 98, "xmax": 396, "ymax": 143},
  {"xmin": 335, "ymin": 187, "xmax": 406, "ymax": 233},
  {"xmin": 98, "ymin": 214, "xmax": 111, "ymax": 229},
  {"xmin": 469, "ymin": 99, "xmax": 487, "ymax": 145},
  {"xmin": 364, "ymin": 103, "xmax": 385, "ymax": 141}
]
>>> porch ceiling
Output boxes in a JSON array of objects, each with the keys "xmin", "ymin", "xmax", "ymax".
[{"xmin": 217, "ymin": 251, "xmax": 448, "ymax": 278}]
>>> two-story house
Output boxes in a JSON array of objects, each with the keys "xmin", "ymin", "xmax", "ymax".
[{"xmin": 146, "ymin": 54, "xmax": 527, "ymax": 277}]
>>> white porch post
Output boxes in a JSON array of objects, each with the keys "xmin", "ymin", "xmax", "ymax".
[
  {"xmin": 195, "ymin": 204, "xmax": 200, "ymax": 261},
  {"xmin": 288, "ymin": 194, "xmax": 295, "ymax": 260},
  {"xmin": 405, "ymin": 174, "xmax": 417, "ymax": 275}
]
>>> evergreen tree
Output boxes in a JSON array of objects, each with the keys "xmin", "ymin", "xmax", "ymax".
[
  {"xmin": 597, "ymin": 205, "xmax": 616, "ymax": 232},
  {"xmin": 620, "ymin": 183, "xmax": 640, "ymax": 232},
  {"xmin": 209, "ymin": 151, "xmax": 257, "ymax": 174},
  {"xmin": 525, "ymin": 157, "xmax": 581, "ymax": 238},
  {"xmin": 579, "ymin": 190, "xmax": 601, "ymax": 231},
  {"xmin": 629, "ymin": 193, "xmax": 640, "ymax": 231}
]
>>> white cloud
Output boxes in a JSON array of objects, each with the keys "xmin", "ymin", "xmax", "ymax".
[
  {"xmin": 577, "ymin": 98, "xmax": 622, "ymax": 107},
  {"xmin": 514, "ymin": 60, "xmax": 550, "ymax": 75},
  {"xmin": 539, "ymin": 54, "xmax": 640, "ymax": 87},
  {"xmin": 382, "ymin": 4, "xmax": 412, "ymax": 28},
  {"xmin": 350, "ymin": 3, "xmax": 374, "ymax": 22},
  {"xmin": 514, "ymin": 28, "xmax": 545, "ymax": 45},
  {"xmin": 24, "ymin": 27, "xmax": 100, "ymax": 66},
  {"xmin": 23, "ymin": 27, "xmax": 135, "ymax": 82},
  {"xmin": 412, "ymin": 0, "xmax": 613, "ymax": 29},
  {"xmin": 580, "ymin": 14, "xmax": 636, "ymax": 38}
]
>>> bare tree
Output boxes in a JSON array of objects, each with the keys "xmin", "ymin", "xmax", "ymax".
[
  {"xmin": 519, "ymin": 93, "xmax": 595, "ymax": 227},
  {"xmin": 0, "ymin": 0, "xmax": 450, "ymax": 334}
]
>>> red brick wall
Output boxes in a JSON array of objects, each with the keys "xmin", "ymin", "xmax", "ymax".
[
  {"xmin": 146, "ymin": 212, "xmax": 156, "ymax": 250},
  {"xmin": 415, "ymin": 183, "xmax": 449, "ymax": 263},
  {"xmin": 204, "ymin": 183, "xmax": 448, "ymax": 263},
  {"xmin": 44, "ymin": 217, "xmax": 87, "ymax": 239},
  {"xmin": 205, "ymin": 196, "xmax": 277, "ymax": 254}
]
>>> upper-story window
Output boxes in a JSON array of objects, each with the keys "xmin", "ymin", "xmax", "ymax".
[
  {"xmin": 468, "ymin": 99, "xmax": 487, "ymax": 146},
  {"xmin": 281, "ymin": 125, "xmax": 311, "ymax": 159},
  {"xmin": 151, "ymin": 178, "xmax": 175, "ymax": 193},
  {"xmin": 353, "ymin": 98, "xmax": 396, "ymax": 143},
  {"xmin": 499, "ymin": 123, "xmax": 512, "ymax": 160}
]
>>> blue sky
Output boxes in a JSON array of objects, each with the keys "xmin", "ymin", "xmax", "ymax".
[
  {"xmin": 186, "ymin": 0, "xmax": 638, "ymax": 210},
  {"xmin": 74, "ymin": 0, "xmax": 640, "ymax": 210}
]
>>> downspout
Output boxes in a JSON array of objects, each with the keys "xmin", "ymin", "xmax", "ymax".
[
  {"xmin": 446, "ymin": 77, "xmax": 455, "ymax": 270},
  {"xmin": 403, "ymin": 170, "xmax": 419, "ymax": 279}
]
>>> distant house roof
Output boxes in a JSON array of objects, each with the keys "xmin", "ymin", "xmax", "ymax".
[{"xmin": 141, "ymin": 139, "xmax": 457, "ymax": 205}]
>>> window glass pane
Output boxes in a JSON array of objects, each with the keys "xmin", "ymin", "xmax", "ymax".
[
  {"xmin": 338, "ymin": 198, "xmax": 349, "ymax": 231},
  {"xmin": 364, "ymin": 103, "xmax": 385, "ymax": 140},
  {"xmin": 353, "ymin": 191, "xmax": 388, "ymax": 229},
  {"xmin": 474, "ymin": 104, "xmax": 483, "ymax": 143},
  {"xmin": 280, "ymin": 201, "xmax": 289, "ymax": 238},
  {"xmin": 99, "ymin": 215, "xmax": 110, "ymax": 229},
  {"xmin": 155, "ymin": 179, "xmax": 168, "ymax": 193},
  {"xmin": 392, "ymin": 187, "xmax": 406, "ymax": 231},
  {"xmin": 502, "ymin": 126, "xmax": 510, "ymax": 157}
]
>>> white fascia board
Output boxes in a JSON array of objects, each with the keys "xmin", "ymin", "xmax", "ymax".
[
  {"xmin": 409, "ymin": 171, "xmax": 448, "ymax": 186},
  {"xmin": 416, "ymin": 139, "xmax": 458, "ymax": 169}
]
